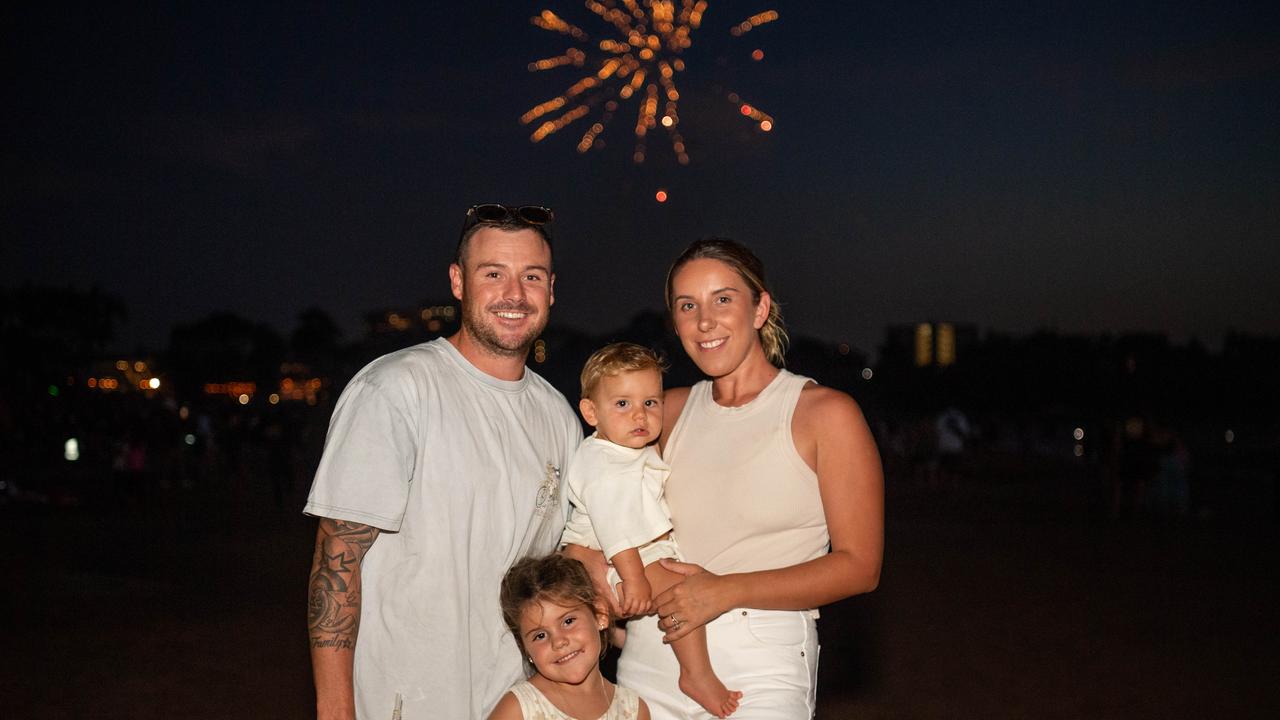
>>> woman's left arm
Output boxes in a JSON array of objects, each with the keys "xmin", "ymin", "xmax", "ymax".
[{"xmin": 655, "ymin": 386, "xmax": 884, "ymax": 640}]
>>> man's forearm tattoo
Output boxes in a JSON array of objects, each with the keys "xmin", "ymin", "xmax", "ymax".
[{"xmin": 308, "ymin": 519, "xmax": 379, "ymax": 651}]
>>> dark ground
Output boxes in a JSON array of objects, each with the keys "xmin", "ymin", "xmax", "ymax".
[{"xmin": 5, "ymin": 462, "xmax": 1278, "ymax": 719}]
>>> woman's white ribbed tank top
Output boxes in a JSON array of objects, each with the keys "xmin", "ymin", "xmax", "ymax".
[{"xmin": 663, "ymin": 369, "xmax": 829, "ymax": 575}]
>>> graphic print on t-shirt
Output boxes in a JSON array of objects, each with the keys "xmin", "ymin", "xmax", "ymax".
[{"xmin": 535, "ymin": 461, "xmax": 561, "ymax": 516}]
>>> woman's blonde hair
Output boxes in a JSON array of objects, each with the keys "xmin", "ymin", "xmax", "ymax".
[{"xmin": 664, "ymin": 237, "xmax": 789, "ymax": 367}]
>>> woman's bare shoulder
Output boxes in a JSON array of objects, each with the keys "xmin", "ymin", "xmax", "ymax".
[
  {"xmin": 663, "ymin": 385, "xmax": 692, "ymax": 421},
  {"xmin": 659, "ymin": 386, "xmax": 692, "ymax": 451},
  {"xmin": 795, "ymin": 382, "xmax": 869, "ymax": 437},
  {"xmin": 797, "ymin": 381, "xmax": 862, "ymax": 414}
]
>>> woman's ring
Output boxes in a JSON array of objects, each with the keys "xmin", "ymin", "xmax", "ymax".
[{"xmin": 668, "ymin": 613, "xmax": 679, "ymax": 624}]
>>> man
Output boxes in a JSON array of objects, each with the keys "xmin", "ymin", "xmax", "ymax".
[{"xmin": 304, "ymin": 204, "xmax": 582, "ymax": 719}]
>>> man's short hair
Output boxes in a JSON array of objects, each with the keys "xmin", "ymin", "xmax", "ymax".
[
  {"xmin": 579, "ymin": 342, "xmax": 668, "ymax": 399},
  {"xmin": 454, "ymin": 215, "xmax": 553, "ymax": 269}
]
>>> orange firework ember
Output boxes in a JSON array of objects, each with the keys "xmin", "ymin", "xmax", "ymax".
[{"xmin": 522, "ymin": 1, "xmax": 776, "ymax": 165}]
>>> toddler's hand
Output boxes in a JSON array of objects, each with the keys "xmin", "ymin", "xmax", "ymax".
[{"xmin": 618, "ymin": 577, "xmax": 654, "ymax": 617}]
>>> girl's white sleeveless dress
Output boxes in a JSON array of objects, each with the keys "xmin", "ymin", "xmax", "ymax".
[{"xmin": 509, "ymin": 680, "xmax": 641, "ymax": 720}]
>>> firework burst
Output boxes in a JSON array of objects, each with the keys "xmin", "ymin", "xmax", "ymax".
[{"xmin": 521, "ymin": 2, "xmax": 777, "ymax": 165}]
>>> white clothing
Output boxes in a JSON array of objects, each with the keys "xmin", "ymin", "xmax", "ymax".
[
  {"xmin": 304, "ymin": 338, "xmax": 581, "ymax": 720},
  {"xmin": 661, "ymin": 371, "xmax": 827, "ymax": 576},
  {"xmin": 508, "ymin": 680, "xmax": 642, "ymax": 720},
  {"xmin": 619, "ymin": 370, "xmax": 828, "ymax": 717},
  {"xmin": 935, "ymin": 407, "xmax": 970, "ymax": 455},
  {"xmin": 560, "ymin": 435, "xmax": 674, "ymax": 564},
  {"xmin": 607, "ymin": 538, "xmax": 681, "ymax": 587},
  {"xmin": 618, "ymin": 610, "xmax": 818, "ymax": 720}
]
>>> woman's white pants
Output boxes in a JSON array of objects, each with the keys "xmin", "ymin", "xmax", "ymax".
[{"xmin": 617, "ymin": 608, "xmax": 820, "ymax": 719}]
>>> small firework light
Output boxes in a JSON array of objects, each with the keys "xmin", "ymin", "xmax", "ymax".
[{"xmin": 523, "ymin": 2, "xmax": 777, "ymax": 165}]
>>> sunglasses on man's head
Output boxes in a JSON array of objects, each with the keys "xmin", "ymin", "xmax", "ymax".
[{"xmin": 462, "ymin": 204, "xmax": 555, "ymax": 237}]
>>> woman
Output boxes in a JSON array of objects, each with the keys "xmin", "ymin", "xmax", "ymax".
[{"xmin": 577, "ymin": 238, "xmax": 884, "ymax": 718}]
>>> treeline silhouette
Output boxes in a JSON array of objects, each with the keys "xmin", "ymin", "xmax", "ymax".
[{"xmin": 3, "ymin": 285, "xmax": 1277, "ymax": 522}]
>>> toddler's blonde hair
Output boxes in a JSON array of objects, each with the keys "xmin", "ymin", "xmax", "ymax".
[{"xmin": 579, "ymin": 342, "xmax": 667, "ymax": 399}]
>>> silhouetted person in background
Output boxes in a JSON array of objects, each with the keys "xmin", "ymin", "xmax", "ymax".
[
  {"xmin": 1152, "ymin": 427, "xmax": 1191, "ymax": 518},
  {"xmin": 933, "ymin": 405, "xmax": 971, "ymax": 493},
  {"xmin": 1111, "ymin": 417, "xmax": 1156, "ymax": 521}
]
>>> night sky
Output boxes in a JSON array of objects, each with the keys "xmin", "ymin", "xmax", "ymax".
[{"xmin": 7, "ymin": 1, "xmax": 1279, "ymax": 356}]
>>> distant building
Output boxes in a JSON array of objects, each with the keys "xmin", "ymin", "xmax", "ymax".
[{"xmin": 881, "ymin": 322, "xmax": 978, "ymax": 369}]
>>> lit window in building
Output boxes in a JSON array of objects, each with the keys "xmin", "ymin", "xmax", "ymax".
[
  {"xmin": 936, "ymin": 323, "xmax": 956, "ymax": 366},
  {"xmin": 914, "ymin": 323, "xmax": 934, "ymax": 367}
]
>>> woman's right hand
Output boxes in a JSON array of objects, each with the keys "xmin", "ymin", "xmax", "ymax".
[
  {"xmin": 560, "ymin": 544, "xmax": 623, "ymax": 616},
  {"xmin": 653, "ymin": 559, "xmax": 736, "ymax": 643}
]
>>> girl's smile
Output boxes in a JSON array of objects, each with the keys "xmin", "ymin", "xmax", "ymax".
[{"xmin": 518, "ymin": 597, "xmax": 606, "ymax": 684}]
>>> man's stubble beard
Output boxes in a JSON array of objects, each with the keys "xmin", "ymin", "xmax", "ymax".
[{"xmin": 459, "ymin": 297, "xmax": 547, "ymax": 360}]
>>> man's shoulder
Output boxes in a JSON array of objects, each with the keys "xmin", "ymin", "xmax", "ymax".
[
  {"xmin": 354, "ymin": 340, "xmax": 453, "ymax": 384},
  {"xmin": 519, "ymin": 367, "xmax": 578, "ymax": 417},
  {"xmin": 372, "ymin": 339, "xmax": 451, "ymax": 369},
  {"xmin": 518, "ymin": 364, "xmax": 560, "ymax": 393}
]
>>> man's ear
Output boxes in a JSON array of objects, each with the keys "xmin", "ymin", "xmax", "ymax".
[
  {"xmin": 579, "ymin": 398, "xmax": 599, "ymax": 428},
  {"xmin": 548, "ymin": 272, "xmax": 555, "ymax": 307},
  {"xmin": 449, "ymin": 263, "xmax": 464, "ymax": 302}
]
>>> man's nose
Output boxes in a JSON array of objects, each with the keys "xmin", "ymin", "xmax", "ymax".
[{"xmin": 503, "ymin": 276, "xmax": 526, "ymax": 301}]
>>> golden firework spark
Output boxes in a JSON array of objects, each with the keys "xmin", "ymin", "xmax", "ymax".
[{"xmin": 522, "ymin": 2, "xmax": 776, "ymax": 165}]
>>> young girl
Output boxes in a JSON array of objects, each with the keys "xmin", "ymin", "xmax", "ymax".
[{"xmin": 489, "ymin": 555, "xmax": 651, "ymax": 720}]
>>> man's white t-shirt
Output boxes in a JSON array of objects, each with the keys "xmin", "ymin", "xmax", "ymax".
[{"xmin": 304, "ymin": 338, "xmax": 581, "ymax": 719}]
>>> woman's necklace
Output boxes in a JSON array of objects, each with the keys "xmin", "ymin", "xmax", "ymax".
[{"xmin": 545, "ymin": 673, "xmax": 610, "ymax": 719}]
